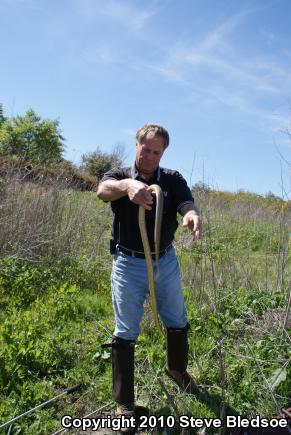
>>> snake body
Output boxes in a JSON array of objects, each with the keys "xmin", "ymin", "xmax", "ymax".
[{"xmin": 138, "ymin": 184, "xmax": 165, "ymax": 336}]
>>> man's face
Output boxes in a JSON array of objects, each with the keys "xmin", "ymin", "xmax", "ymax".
[{"xmin": 135, "ymin": 133, "xmax": 165, "ymax": 176}]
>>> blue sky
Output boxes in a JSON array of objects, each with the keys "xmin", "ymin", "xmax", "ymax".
[{"xmin": 1, "ymin": 0, "xmax": 291, "ymax": 198}]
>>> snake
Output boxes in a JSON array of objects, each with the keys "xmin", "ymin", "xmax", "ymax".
[{"xmin": 138, "ymin": 184, "xmax": 166, "ymax": 336}]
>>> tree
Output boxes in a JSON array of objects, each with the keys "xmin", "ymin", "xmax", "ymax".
[
  {"xmin": 0, "ymin": 103, "xmax": 6, "ymax": 127},
  {"xmin": 81, "ymin": 145, "xmax": 125, "ymax": 180},
  {"xmin": 192, "ymin": 181, "xmax": 210, "ymax": 191},
  {"xmin": 0, "ymin": 107, "xmax": 65, "ymax": 165}
]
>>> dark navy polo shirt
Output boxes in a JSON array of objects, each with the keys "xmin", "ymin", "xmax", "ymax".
[{"xmin": 101, "ymin": 164, "xmax": 194, "ymax": 253}]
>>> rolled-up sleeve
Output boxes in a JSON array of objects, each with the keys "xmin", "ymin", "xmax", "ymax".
[
  {"xmin": 100, "ymin": 167, "xmax": 124, "ymax": 182},
  {"xmin": 172, "ymin": 171, "xmax": 194, "ymax": 213}
]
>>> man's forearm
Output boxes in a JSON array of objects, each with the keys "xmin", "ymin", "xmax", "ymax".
[
  {"xmin": 96, "ymin": 179, "xmax": 130, "ymax": 201},
  {"xmin": 181, "ymin": 202, "xmax": 202, "ymax": 240},
  {"xmin": 180, "ymin": 202, "xmax": 200, "ymax": 217}
]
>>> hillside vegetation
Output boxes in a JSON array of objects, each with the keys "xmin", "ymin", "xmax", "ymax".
[{"xmin": 0, "ymin": 176, "xmax": 290, "ymax": 434}]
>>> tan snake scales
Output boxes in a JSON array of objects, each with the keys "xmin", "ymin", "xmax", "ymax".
[{"xmin": 138, "ymin": 184, "xmax": 165, "ymax": 336}]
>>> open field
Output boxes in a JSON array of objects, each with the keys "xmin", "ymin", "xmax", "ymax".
[{"xmin": 0, "ymin": 181, "xmax": 290, "ymax": 434}]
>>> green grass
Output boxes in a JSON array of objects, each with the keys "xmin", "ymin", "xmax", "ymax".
[
  {"xmin": 0, "ymin": 263, "xmax": 114, "ymax": 433},
  {"xmin": 0, "ymin": 186, "xmax": 290, "ymax": 434}
]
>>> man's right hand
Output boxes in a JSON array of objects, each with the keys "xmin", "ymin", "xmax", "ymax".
[{"xmin": 126, "ymin": 179, "xmax": 153, "ymax": 210}]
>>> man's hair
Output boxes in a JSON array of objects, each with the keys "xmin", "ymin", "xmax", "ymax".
[{"xmin": 136, "ymin": 124, "xmax": 170, "ymax": 149}]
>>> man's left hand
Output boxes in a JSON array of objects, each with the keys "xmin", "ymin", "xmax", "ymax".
[{"xmin": 182, "ymin": 211, "xmax": 202, "ymax": 241}]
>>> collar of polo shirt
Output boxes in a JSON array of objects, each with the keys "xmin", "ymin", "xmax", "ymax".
[{"xmin": 131, "ymin": 163, "xmax": 161, "ymax": 182}]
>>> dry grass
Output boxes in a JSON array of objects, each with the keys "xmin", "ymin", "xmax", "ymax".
[
  {"xmin": 0, "ymin": 180, "xmax": 111, "ymax": 267},
  {"xmin": 0, "ymin": 177, "xmax": 290, "ymax": 432}
]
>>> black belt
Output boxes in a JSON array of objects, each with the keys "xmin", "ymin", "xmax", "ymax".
[{"xmin": 116, "ymin": 244, "xmax": 173, "ymax": 260}]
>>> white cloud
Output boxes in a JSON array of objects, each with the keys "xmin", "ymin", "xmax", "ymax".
[
  {"xmin": 143, "ymin": 8, "xmax": 291, "ymax": 135},
  {"xmin": 82, "ymin": 43, "xmax": 120, "ymax": 64},
  {"xmin": 70, "ymin": 0, "xmax": 156, "ymax": 66},
  {"xmin": 0, "ymin": 0, "xmax": 46, "ymax": 12},
  {"xmin": 122, "ymin": 128, "xmax": 136, "ymax": 137},
  {"xmin": 74, "ymin": 0, "xmax": 154, "ymax": 32},
  {"xmin": 191, "ymin": 9, "xmax": 251, "ymax": 53},
  {"xmin": 146, "ymin": 64, "xmax": 188, "ymax": 85}
]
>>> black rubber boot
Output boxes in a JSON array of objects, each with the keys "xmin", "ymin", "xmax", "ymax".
[
  {"xmin": 165, "ymin": 324, "xmax": 199, "ymax": 394},
  {"xmin": 111, "ymin": 336, "xmax": 136, "ymax": 433},
  {"xmin": 112, "ymin": 336, "xmax": 135, "ymax": 404},
  {"xmin": 166, "ymin": 324, "xmax": 189, "ymax": 372}
]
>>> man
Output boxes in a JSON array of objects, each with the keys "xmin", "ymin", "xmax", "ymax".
[{"xmin": 97, "ymin": 124, "xmax": 202, "ymax": 430}]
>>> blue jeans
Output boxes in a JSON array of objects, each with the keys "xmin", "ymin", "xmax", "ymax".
[{"xmin": 111, "ymin": 246, "xmax": 188, "ymax": 340}]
